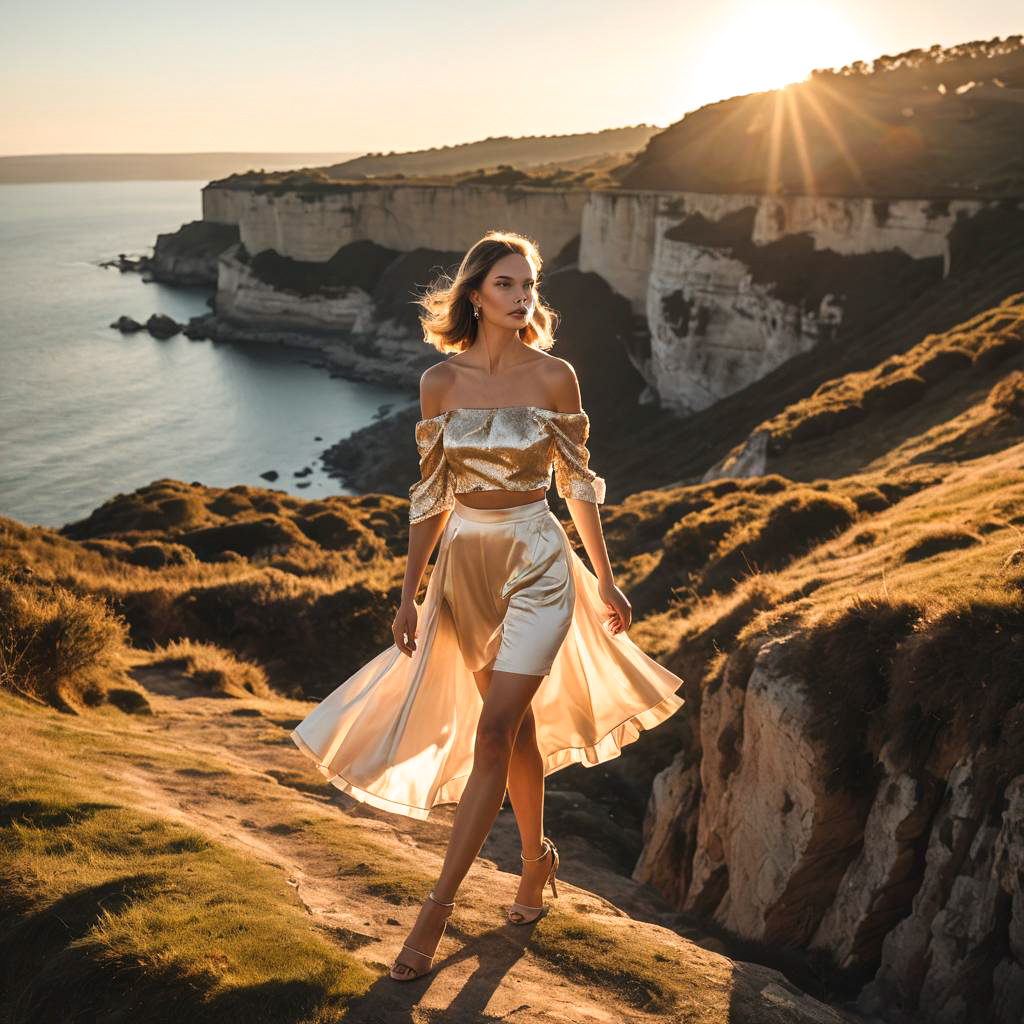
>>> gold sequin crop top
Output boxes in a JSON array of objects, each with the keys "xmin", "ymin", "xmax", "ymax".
[{"xmin": 408, "ymin": 404, "xmax": 607, "ymax": 524}]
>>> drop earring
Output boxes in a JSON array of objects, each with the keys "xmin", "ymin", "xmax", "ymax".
[{"xmin": 473, "ymin": 304, "xmax": 480, "ymax": 319}]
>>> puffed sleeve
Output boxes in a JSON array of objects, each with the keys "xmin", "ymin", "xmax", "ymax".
[
  {"xmin": 408, "ymin": 416, "xmax": 455, "ymax": 524},
  {"xmin": 549, "ymin": 411, "xmax": 606, "ymax": 504}
]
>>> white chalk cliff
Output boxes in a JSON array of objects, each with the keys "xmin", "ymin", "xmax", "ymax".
[{"xmin": 202, "ymin": 180, "xmax": 994, "ymax": 412}]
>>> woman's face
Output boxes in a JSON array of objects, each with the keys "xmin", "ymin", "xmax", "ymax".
[{"xmin": 473, "ymin": 252, "xmax": 537, "ymax": 328}]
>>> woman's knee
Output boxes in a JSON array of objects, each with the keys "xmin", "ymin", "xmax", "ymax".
[
  {"xmin": 474, "ymin": 720, "xmax": 516, "ymax": 767},
  {"xmin": 512, "ymin": 707, "xmax": 538, "ymax": 752}
]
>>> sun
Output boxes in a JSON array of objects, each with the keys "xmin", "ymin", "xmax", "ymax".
[{"xmin": 689, "ymin": 3, "xmax": 869, "ymax": 105}]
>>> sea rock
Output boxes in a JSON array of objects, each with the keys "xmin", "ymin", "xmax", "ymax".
[
  {"xmin": 150, "ymin": 219, "xmax": 239, "ymax": 285},
  {"xmin": 110, "ymin": 315, "xmax": 144, "ymax": 333},
  {"xmin": 146, "ymin": 314, "xmax": 182, "ymax": 339}
]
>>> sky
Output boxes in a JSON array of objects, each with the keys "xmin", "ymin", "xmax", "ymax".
[{"xmin": 2, "ymin": 0, "xmax": 1021, "ymax": 157}]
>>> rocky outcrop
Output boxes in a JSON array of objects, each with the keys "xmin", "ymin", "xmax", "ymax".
[
  {"xmin": 675, "ymin": 638, "xmax": 873, "ymax": 938},
  {"xmin": 582, "ymin": 190, "xmax": 988, "ymax": 414},
  {"xmin": 151, "ymin": 220, "xmax": 239, "ymax": 286},
  {"xmin": 216, "ymin": 243, "xmax": 375, "ymax": 332},
  {"xmin": 633, "ymin": 633, "xmax": 1024, "ymax": 1023},
  {"xmin": 858, "ymin": 762, "xmax": 1024, "ymax": 1023}
]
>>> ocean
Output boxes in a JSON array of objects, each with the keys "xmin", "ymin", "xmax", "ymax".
[{"xmin": 0, "ymin": 179, "xmax": 409, "ymax": 530}]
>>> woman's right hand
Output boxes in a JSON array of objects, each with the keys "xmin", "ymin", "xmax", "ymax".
[{"xmin": 392, "ymin": 600, "xmax": 419, "ymax": 657}]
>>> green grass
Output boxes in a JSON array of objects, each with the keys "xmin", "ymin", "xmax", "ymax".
[
  {"xmin": 0, "ymin": 690, "xmax": 445, "ymax": 1022},
  {"xmin": 524, "ymin": 914, "xmax": 716, "ymax": 1015},
  {"xmin": 0, "ymin": 779, "xmax": 375, "ymax": 1023}
]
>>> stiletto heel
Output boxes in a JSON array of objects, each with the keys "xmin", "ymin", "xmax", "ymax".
[
  {"xmin": 389, "ymin": 891, "xmax": 456, "ymax": 981},
  {"xmin": 506, "ymin": 836, "xmax": 559, "ymax": 925}
]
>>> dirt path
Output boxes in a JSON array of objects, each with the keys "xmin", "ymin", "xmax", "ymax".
[{"xmin": 108, "ymin": 658, "xmax": 863, "ymax": 1023}]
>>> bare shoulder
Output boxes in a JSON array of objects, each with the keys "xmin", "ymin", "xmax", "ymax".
[
  {"xmin": 538, "ymin": 354, "xmax": 583, "ymax": 413},
  {"xmin": 418, "ymin": 361, "xmax": 457, "ymax": 419}
]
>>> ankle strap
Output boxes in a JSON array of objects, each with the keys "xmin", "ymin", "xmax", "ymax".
[
  {"xmin": 428, "ymin": 891, "xmax": 456, "ymax": 907},
  {"xmin": 520, "ymin": 838, "xmax": 551, "ymax": 862}
]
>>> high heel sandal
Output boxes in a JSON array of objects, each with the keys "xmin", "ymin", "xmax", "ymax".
[
  {"xmin": 388, "ymin": 891, "xmax": 456, "ymax": 981},
  {"xmin": 506, "ymin": 836, "xmax": 559, "ymax": 925}
]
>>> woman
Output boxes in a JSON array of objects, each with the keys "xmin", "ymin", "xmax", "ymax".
[{"xmin": 290, "ymin": 230, "xmax": 686, "ymax": 982}]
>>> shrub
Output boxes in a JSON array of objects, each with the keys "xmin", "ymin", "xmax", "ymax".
[
  {"xmin": 988, "ymin": 370, "xmax": 1024, "ymax": 417},
  {"xmin": 0, "ymin": 566, "xmax": 133, "ymax": 710},
  {"xmin": 702, "ymin": 491, "xmax": 859, "ymax": 593},
  {"xmin": 901, "ymin": 528, "xmax": 982, "ymax": 563},
  {"xmin": 149, "ymin": 638, "xmax": 273, "ymax": 699},
  {"xmin": 862, "ymin": 373, "xmax": 929, "ymax": 414}
]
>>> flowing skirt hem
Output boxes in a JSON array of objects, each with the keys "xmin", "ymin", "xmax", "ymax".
[{"xmin": 291, "ymin": 685, "xmax": 685, "ymax": 821}]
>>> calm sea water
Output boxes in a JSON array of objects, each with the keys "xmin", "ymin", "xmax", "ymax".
[{"xmin": 0, "ymin": 180, "xmax": 411, "ymax": 530}]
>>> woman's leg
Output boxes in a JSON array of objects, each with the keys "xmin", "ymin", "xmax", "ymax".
[
  {"xmin": 390, "ymin": 666, "xmax": 544, "ymax": 977},
  {"xmin": 503, "ymin": 705, "xmax": 553, "ymax": 909},
  {"xmin": 472, "ymin": 669, "xmax": 549, "ymax": 900}
]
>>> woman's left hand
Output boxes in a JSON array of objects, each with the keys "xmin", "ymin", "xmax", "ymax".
[{"xmin": 598, "ymin": 578, "xmax": 632, "ymax": 635}]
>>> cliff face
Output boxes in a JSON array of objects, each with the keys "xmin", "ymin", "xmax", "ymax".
[
  {"xmin": 634, "ymin": 632, "xmax": 1024, "ymax": 1024},
  {"xmin": 200, "ymin": 180, "xmax": 1005, "ymax": 414},
  {"xmin": 583, "ymin": 190, "xmax": 988, "ymax": 412},
  {"xmin": 202, "ymin": 182, "xmax": 587, "ymax": 264}
]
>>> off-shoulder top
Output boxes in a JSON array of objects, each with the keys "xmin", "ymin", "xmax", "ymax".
[{"xmin": 408, "ymin": 404, "xmax": 607, "ymax": 524}]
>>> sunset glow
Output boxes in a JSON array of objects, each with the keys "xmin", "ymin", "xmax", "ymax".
[{"xmin": 689, "ymin": 3, "xmax": 871, "ymax": 104}]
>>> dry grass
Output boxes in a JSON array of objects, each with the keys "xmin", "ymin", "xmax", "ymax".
[
  {"xmin": 701, "ymin": 291, "xmax": 1024, "ymax": 489},
  {"xmin": 763, "ymin": 292, "xmax": 1024, "ymax": 456},
  {"xmin": 0, "ymin": 564, "xmax": 145, "ymax": 713},
  {"xmin": 656, "ymin": 446, "xmax": 1024, "ymax": 804},
  {"xmin": 148, "ymin": 638, "xmax": 274, "ymax": 699},
  {"xmin": 0, "ymin": 478, "xmax": 415, "ymax": 698}
]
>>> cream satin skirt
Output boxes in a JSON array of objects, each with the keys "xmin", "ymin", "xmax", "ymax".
[{"xmin": 291, "ymin": 495, "xmax": 686, "ymax": 820}]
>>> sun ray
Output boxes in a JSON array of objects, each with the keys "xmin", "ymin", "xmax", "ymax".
[
  {"xmin": 809, "ymin": 75, "xmax": 890, "ymax": 135},
  {"xmin": 784, "ymin": 87, "xmax": 817, "ymax": 195},
  {"xmin": 766, "ymin": 89, "xmax": 786, "ymax": 195},
  {"xmin": 684, "ymin": 2, "xmax": 870, "ymax": 115},
  {"xmin": 799, "ymin": 83, "xmax": 867, "ymax": 190}
]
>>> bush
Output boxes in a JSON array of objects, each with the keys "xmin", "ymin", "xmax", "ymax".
[
  {"xmin": 0, "ymin": 566, "xmax": 133, "ymax": 710},
  {"xmin": 149, "ymin": 638, "xmax": 273, "ymax": 699},
  {"xmin": 901, "ymin": 528, "xmax": 982, "ymax": 563},
  {"xmin": 862, "ymin": 373, "xmax": 929, "ymax": 413},
  {"xmin": 988, "ymin": 370, "xmax": 1024, "ymax": 417},
  {"xmin": 702, "ymin": 490, "xmax": 859, "ymax": 594}
]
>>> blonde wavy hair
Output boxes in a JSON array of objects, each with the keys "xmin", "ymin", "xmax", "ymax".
[{"xmin": 415, "ymin": 229, "xmax": 559, "ymax": 353}]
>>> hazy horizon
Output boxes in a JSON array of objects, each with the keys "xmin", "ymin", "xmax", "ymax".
[{"xmin": 3, "ymin": 1, "xmax": 1021, "ymax": 159}]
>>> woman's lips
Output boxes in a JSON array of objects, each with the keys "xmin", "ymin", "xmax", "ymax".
[{"xmin": 510, "ymin": 309, "xmax": 527, "ymax": 317}]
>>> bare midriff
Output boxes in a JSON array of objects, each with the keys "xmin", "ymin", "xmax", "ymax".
[{"xmin": 453, "ymin": 486, "xmax": 548, "ymax": 510}]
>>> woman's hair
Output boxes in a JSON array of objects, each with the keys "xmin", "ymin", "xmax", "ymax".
[{"xmin": 415, "ymin": 229, "xmax": 559, "ymax": 353}]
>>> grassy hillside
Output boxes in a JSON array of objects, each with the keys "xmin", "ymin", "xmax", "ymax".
[
  {"xmin": 619, "ymin": 35, "xmax": 1024, "ymax": 197},
  {"xmin": 717, "ymin": 292, "xmax": 1024, "ymax": 481},
  {"xmin": 4, "ymin": 272, "xmax": 1024, "ymax": 1018},
  {"xmin": 320, "ymin": 124, "xmax": 661, "ymax": 181},
  {"xmin": 601, "ymin": 218, "xmax": 1024, "ymax": 499},
  {"xmin": 211, "ymin": 125, "xmax": 660, "ymax": 192}
]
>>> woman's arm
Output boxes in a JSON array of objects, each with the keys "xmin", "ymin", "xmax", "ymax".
[
  {"xmin": 394, "ymin": 368, "xmax": 453, "ymax": 655},
  {"xmin": 549, "ymin": 363, "xmax": 632, "ymax": 634},
  {"xmin": 402, "ymin": 511, "xmax": 450, "ymax": 607},
  {"xmin": 565, "ymin": 497, "xmax": 631, "ymax": 634}
]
